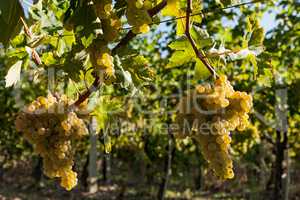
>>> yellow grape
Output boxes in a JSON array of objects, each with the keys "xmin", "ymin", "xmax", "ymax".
[
  {"xmin": 176, "ymin": 75, "xmax": 253, "ymax": 179},
  {"xmin": 143, "ymin": 0, "xmax": 153, "ymax": 9},
  {"xmin": 15, "ymin": 94, "xmax": 88, "ymax": 190},
  {"xmin": 60, "ymin": 169, "xmax": 78, "ymax": 191},
  {"xmin": 135, "ymin": 0, "xmax": 144, "ymax": 9},
  {"xmin": 139, "ymin": 24, "xmax": 150, "ymax": 33},
  {"xmin": 93, "ymin": 0, "xmax": 112, "ymax": 19},
  {"xmin": 104, "ymin": 4, "xmax": 113, "ymax": 13},
  {"xmin": 97, "ymin": 53, "xmax": 113, "ymax": 68}
]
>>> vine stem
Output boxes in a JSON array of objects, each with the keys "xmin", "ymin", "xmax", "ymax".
[
  {"xmin": 20, "ymin": 17, "xmax": 42, "ymax": 66},
  {"xmin": 185, "ymin": 0, "xmax": 219, "ymax": 78},
  {"xmin": 72, "ymin": 0, "xmax": 168, "ymax": 107}
]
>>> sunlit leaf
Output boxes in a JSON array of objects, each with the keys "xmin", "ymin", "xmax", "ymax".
[
  {"xmin": 5, "ymin": 60, "xmax": 22, "ymax": 87},
  {"xmin": 194, "ymin": 60, "xmax": 210, "ymax": 81},
  {"xmin": 247, "ymin": 53, "xmax": 258, "ymax": 79},
  {"xmin": 41, "ymin": 52, "xmax": 57, "ymax": 66},
  {"xmin": 0, "ymin": 0, "xmax": 24, "ymax": 45},
  {"xmin": 104, "ymin": 134, "xmax": 112, "ymax": 154},
  {"xmin": 249, "ymin": 27, "xmax": 265, "ymax": 47}
]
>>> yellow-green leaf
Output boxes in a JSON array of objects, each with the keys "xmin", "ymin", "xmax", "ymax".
[{"xmin": 194, "ymin": 60, "xmax": 210, "ymax": 81}]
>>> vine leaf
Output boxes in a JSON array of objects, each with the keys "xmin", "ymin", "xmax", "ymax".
[
  {"xmin": 161, "ymin": 0, "xmax": 186, "ymax": 35},
  {"xmin": 121, "ymin": 55, "xmax": 154, "ymax": 85},
  {"xmin": 41, "ymin": 52, "xmax": 57, "ymax": 66},
  {"xmin": 92, "ymin": 96, "xmax": 123, "ymax": 133},
  {"xmin": 167, "ymin": 37, "xmax": 194, "ymax": 68},
  {"xmin": 103, "ymin": 134, "xmax": 112, "ymax": 154},
  {"xmin": 245, "ymin": 15, "xmax": 265, "ymax": 47},
  {"xmin": 161, "ymin": 0, "xmax": 180, "ymax": 16},
  {"xmin": 249, "ymin": 27, "xmax": 265, "ymax": 47},
  {"xmin": 166, "ymin": 30, "xmax": 213, "ymax": 80},
  {"xmin": 81, "ymin": 34, "xmax": 95, "ymax": 48},
  {"xmin": 162, "ymin": 0, "xmax": 202, "ymax": 35},
  {"xmin": 5, "ymin": 60, "xmax": 22, "ymax": 87},
  {"xmin": 257, "ymin": 68, "xmax": 273, "ymax": 87},
  {"xmin": 0, "ymin": 0, "xmax": 24, "ymax": 46},
  {"xmin": 228, "ymin": 46, "xmax": 264, "ymax": 61},
  {"xmin": 195, "ymin": 60, "xmax": 210, "ymax": 80},
  {"xmin": 247, "ymin": 53, "xmax": 258, "ymax": 79}
]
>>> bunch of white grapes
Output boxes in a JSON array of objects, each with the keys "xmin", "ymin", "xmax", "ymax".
[
  {"xmin": 15, "ymin": 95, "xmax": 88, "ymax": 190},
  {"xmin": 176, "ymin": 75, "xmax": 252, "ymax": 179},
  {"xmin": 126, "ymin": 0, "xmax": 152, "ymax": 34}
]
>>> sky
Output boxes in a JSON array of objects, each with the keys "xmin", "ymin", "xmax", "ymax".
[
  {"xmin": 220, "ymin": 7, "xmax": 277, "ymax": 32},
  {"xmin": 261, "ymin": 11, "xmax": 277, "ymax": 32}
]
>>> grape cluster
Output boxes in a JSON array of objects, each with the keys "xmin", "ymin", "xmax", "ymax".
[
  {"xmin": 135, "ymin": 0, "xmax": 154, "ymax": 9},
  {"xmin": 89, "ymin": 42, "xmax": 115, "ymax": 84},
  {"xmin": 126, "ymin": 0, "xmax": 152, "ymax": 34},
  {"xmin": 176, "ymin": 75, "xmax": 252, "ymax": 179},
  {"xmin": 92, "ymin": 0, "xmax": 122, "ymax": 42},
  {"xmin": 101, "ymin": 13, "xmax": 122, "ymax": 42},
  {"xmin": 93, "ymin": 0, "xmax": 113, "ymax": 19},
  {"xmin": 15, "ymin": 95, "xmax": 88, "ymax": 190}
]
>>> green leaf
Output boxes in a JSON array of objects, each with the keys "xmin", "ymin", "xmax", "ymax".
[
  {"xmin": 161, "ymin": 0, "xmax": 180, "ymax": 17},
  {"xmin": 191, "ymin": 27, "xmax": 213, "ymax": 49},
  {"xmin": 81, "ymin": 34, "xmax": 95, "ymax": 48},
  {"xmin": 167, "ymin": 30, "xmax": 213, "ymax": 69},
  {"xmin": 10, "ymin": 34, "xmax": 25, "ymax": 47},
  {"xmin": 56, "ymin": 30, "xmax": 76, "ymax": 57},
  {"xmin": 6, "ymin": 47, "xmax": 28, "ymax": 59},
  {"xmin": 64, "ymin": 2, "xmax": 99, "ymax": 38},
  {"xmin": 41, "ymin": 52, "xmax": 57, "ymax": 66},
  {"xmin": 194, "ymin": 60, "xmax": 210, "ymax": 81},
  {"xmin": 103, "ymin": 134, "xmax": 112, "ymax": 154},
  {"xmin": 176, "ymin": 16, "xmax": 186, "ymax": 36},
  {"xmin": 247, "ymin": 53, "xmax": 258, "ymax": 79},
  {"xmin": 27, "ymin": 35, "xmax": 47, "ymax": 48},
  {"xmin": 121, "ymin": 55, "xmax": 153, "ymax": 85},
  {"xmin": 0, "ymin": 0, "xmax": 24, "ymax": 45},
  {"xmin": 167, "ymin": 51, "xmax": 193, "ymax": 68},
  {"xmin": 62, "ymin": 30, "xmax": 76, "ymax": 48},
  {"xmin": 167, "ymin": 37, "xmax": 196, "ymax": 68},
  {"xmin": 5, "ymin": 60, "xmax": 22, "ymax": 87},
  {"xmin": 57, "ymin": 38, "xmax": 66, "ymax": 57},
  {"xmin": 168, "ymin": 37, "xmax": 190, "ymax": 50},
  {"xmin": 245, "ymin": 17, "xmax": 252, "ymax": 33},
  {"xmin": 223, "ymin": 0, "xmax": 232, "ymax": 6},
  {"xmin": 226, "ymin": 47, "xmax": 264, "ymax": 61},
  {"xmin": 92, "ymin": 96, "xmax": 123, "ymax": 132},
  {"xmin": 257, "ymin": 69, "xmax": 273, "ymax": 87},
  {"xmin": 249, "ymin": 27, "xmax": 265, "ymax": 47}
]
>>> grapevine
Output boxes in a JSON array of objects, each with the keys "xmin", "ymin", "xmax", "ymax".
[{"xmin": 0, "ymin": 0, "xmax": 275, "ymax": 195}]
